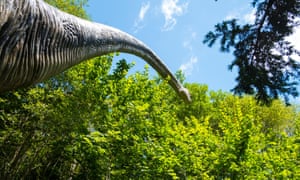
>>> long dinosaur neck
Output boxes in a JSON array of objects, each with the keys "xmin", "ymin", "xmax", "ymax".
[
  {"xmin": 81, "ymin": 23, "xmax": 191, "ymax": 102},
  {"xmin": 0, "ymin": 0, "xmax": 191, "ymax": 102}
]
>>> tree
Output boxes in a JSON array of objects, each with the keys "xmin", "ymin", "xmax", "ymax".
[
  {"xmin": 1, "ymin": 58, "xmax": 300, "ymax": 178},
  {"xmin": 45, "ymin": 0, "xmax": 89, "ymax": 19},
  {"xmin": 204, "ymin": 0, "xmax": 300, "ymax": 104}
]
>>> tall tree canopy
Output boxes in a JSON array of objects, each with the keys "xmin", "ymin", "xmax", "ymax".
[{"xmin": 204, "ymin": 0, "xmax": 300, "ymax": 103}]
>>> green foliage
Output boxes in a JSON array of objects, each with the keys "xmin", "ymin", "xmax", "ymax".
[
  {"xmin": 204, "ymin": 0, "xmax": 300, "ymax": 104},
  {"xmin": 1, "ymin": 0, "xmax": 300, "ymax": 179},
  {"xmin": 1, "ymin": 53, "xmax": 300, "ymax": 178},
  {"xmin": 45, "ymin": 0, "xmax": 89, "ymax": 19}
]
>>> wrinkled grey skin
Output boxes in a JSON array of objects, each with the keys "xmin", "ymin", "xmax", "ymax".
[{"xmin": 0, "ymin": 0, "xmax": 191, "ymax": 102}]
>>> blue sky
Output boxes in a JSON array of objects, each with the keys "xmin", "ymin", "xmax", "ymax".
[{"xmin": 85, "ymin": 0, "xmax": 300, "ymax": 95}]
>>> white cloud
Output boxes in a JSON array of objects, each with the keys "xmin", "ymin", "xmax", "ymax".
[
  {"xmin": 180, "ymin": 29, "xmax": 198, "ymax": 76},
  {"xmin": 292, "ymin": 27, "xmax": 300, "ymax": 50},
  {"xmin": 139, "ymin": 2, "xmax": 151, "ymax": 21},
  {"xmin": 286, "ymin": 24, "xmax": 300, "ymax": 61},
  {"xmin": 286, "ymin": 21, "xmax": 300, "ymax": 51},
  {"xmin": 179, "ymin": 56, "xmax": 198, "ymax": 75},
  {"xmin": 225, "ymin": 8, "xmax": 256, "ymax": 24},
  {"xmin": 182, "ymin": 31, "xmax": 197, "ymax": 51},
  {"xmin": 161, "ymin": 0, "xmax": 188, "ymax": 31},
  {"xmin": 134, "ymin": 2, "xmax": 151, "ymax": 33},
  {"xmin": 224, "ymin": 13, "xmax": 239, "ymax": 21},
  {"xmin": 243, "ymin": 9, "xmax": 256, "ymax": 24},
  {"xmin": 183, "ymin": 40, "xmax": 192, "ymax": 51}
]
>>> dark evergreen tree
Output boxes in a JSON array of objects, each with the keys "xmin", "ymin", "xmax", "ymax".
[{"xmin": 204, "ymin": 0, "xmax": 300, "ymax": 104}]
